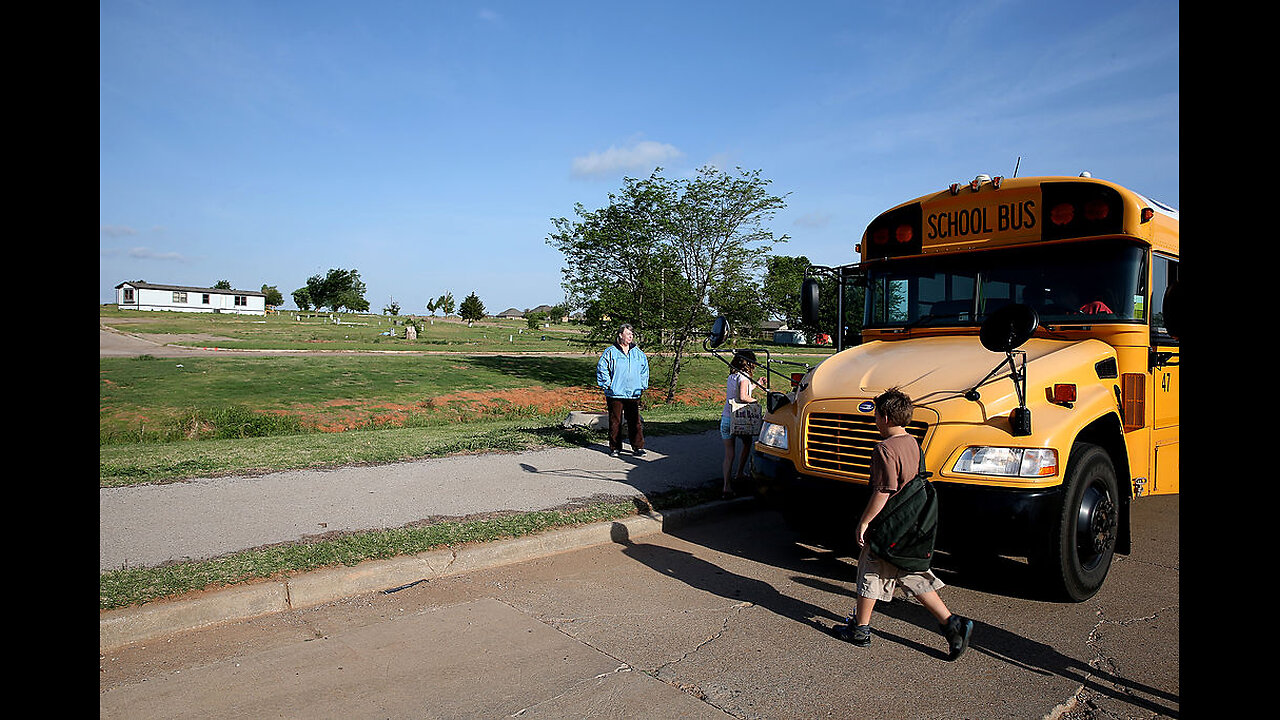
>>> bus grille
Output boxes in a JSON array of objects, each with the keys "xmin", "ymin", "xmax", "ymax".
[{"xmin": 804, "ymin": 412, "xmax": 928, "ymax": 479}]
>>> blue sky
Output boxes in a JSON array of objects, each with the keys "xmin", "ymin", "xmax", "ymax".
[{"xmin": 100, "ymin": 1, "xmax": 1179, "ymax": 314}]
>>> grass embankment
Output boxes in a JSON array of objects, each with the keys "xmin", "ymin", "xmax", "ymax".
[
  {"xmin": 100, "ymin": 486, "xmax": 719, "ymax": 610},
  {"xmin": 100, "ymin": 353, "xmax": 727, "ymax": 484},
  {"xmin": 101, "ymin": 309, "xmax": 783, "ymax": 609}
]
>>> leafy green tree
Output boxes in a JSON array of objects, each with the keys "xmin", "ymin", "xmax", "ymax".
[
  {"xmin": 425, "ymin": 298, "xmax": 438, "ymax": 316},
  {"xmin": 762, "ymin": 255, "xmax": 810, "ymax": 328},
  {"xmin": 802, "ymin": 270, "xmax": 866, "ymax": 345},
  {"xmin": 383, "ymin": 298, "xmax": 401, "ymax": 315},
  {"xmin": 549, "ymin": 166, "xmax": 787, "ymax": 401},
  {"xmin": 214, "ymin": 279, "xmax": 232, "ymax": 290},
  {"xmin": 437, "ymin": 292, "xmax": 456, "ymax": 316},
  {"xmin": 292, "ymin": 287, "xmax": 312, "ymax": 311},
  {"xmin": 260, "ymin": 284, "xmax": 284, "ymax": 307},
  {"xmin": 304, "ymin": 268, "xmax": 369, "ymax": 313},
  {"xmin": 709, "ymin": 278, "xmax": 767, "ymax": 341},
  {"xmin": 459, "ymin": 292, "xmax": 486, "ymax": 322}
]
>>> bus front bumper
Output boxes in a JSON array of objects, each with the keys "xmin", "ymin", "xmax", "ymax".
[{"xmin": 751, "ymin": 450, "xmax": 1065, "ymax": 556}]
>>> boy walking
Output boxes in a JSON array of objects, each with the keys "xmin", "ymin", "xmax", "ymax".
[{"xmin": 831, "ymin": 387, "xmax": 975, "ymax": 660}]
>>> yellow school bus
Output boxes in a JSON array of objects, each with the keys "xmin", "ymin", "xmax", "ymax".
[{"xmin": 750, "ymin": 173, "xmax": 1179, "ymax": 601}]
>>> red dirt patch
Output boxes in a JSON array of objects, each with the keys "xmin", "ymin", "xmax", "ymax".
[{"xmin": 273, "ymin": 385, "xmax": 722, "ymax": 433}]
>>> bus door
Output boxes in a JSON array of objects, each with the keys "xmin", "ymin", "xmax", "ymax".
[{"xmin": 1147, "ymin": 254, "xmax": 1179, "ymax": 495}]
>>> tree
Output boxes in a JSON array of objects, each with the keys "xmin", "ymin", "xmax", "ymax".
[
  {"xmin": 549, "ymin": 165, "xmax": 787, "ymax": 401},
  {"xmin": 425, "ymin": 298, "xmax": 438, "ymax": 316},
  {"xmin": 762, "ymin": 255, "xmax": 812, "ymax": 328},
  {"xmin": 260, "ymin": 284, "xmax": 284, "ymax": 308},
  {"xmin": 660, "ymin": 166, "xmax": 787, "ymax": 400},
  {"xmin": 383, "ymin": 298, "xmax": 401, "ymax": 315},
  {"xmin": 548, "ymin": 174, "xmax": 686, "ymax": 344},
  {"xmin": 437, "ymin": 291, "xmax": 456, "ymax": 316},
  {"xmin": 292, "ymin": 287, "xmax": 312, "ymax": 311},
  {"xmin": 304, "ymin": 268, "xmax": 369, "ymax": 313},
  {"xmin": 801, "ymin": 269, "xmax": 866, "ymax": 345},
  {"xmin": 214, "ymin": 279, "xmax": 232, "ymax": 290},
  {"xmin": 459, "ymin": 292, "xmax": 486, "ymax": 322}
]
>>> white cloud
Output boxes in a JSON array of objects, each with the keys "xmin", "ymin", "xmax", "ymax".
[
  {"xmin": 571, "ymin": 140, "xmax": 682, "ymax": 178},
  {"xmin": 127, "ymin": 247, "xmax": 189, "ymax": 262},
  {"xmin": 100, "ymin": 225, "xmax": 138, "ymax": 238},
  {"xmin": 794, "ymin": 212, "xmax": 832, "ymax": 229}
]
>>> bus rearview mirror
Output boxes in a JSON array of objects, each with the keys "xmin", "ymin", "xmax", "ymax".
[
  {"xmin": 707, "ymin": 316, "xmax": 729, "ymax": 348},
  {"xmin": 800, "ymin": 278, "xmax": 821, "ymax": 326}
]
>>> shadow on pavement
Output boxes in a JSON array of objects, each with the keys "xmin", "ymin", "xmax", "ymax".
[{"xmin": 613, "ymin": 493, "xmax": 1180, "ymax": 719}]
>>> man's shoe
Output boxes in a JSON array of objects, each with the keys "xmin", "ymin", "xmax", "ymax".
[
  {"xmin": 831, "ymin": 619, "xmax": 871, "ymax": 647},
  {"xmin": 942, "ymin": 615, "xmax": 974, "ymax": 660},
  {"xmin": 609, "ymin": 449, "xmax": 619, "ymax": 457},
  {"xmin": 633, "ymin": 448, "xmax": 646, "ymax": 457}
]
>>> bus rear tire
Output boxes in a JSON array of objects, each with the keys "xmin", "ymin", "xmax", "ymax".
[{"xmin": 1038, "ymin": 442, "xmax": 1119, "ymax": 602}]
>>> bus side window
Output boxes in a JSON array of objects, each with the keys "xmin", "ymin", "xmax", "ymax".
[{"xmin": 1150, "ymin": 254, "xmax": 1178, "ymax": 343}]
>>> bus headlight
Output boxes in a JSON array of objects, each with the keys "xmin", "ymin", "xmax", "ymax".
[
  {"xmin": 953, "ymin": 447, "xmax": 1057, "ymax": 477},
  {"xmin": 757, "ymin": 421, "xmax": 788, "ymax": 450}
]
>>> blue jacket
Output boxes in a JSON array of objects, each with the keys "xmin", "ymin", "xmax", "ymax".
[{"xmin": 597, "ymin": 344, "xmax": 649, "ymax": 399}]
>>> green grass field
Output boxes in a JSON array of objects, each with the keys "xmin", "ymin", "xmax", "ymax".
[
  {"xmin": 99, "ymin": 307, "xmax": 827, "ymax": 608},
  {"xmin": 99, "ymin": 309, "xmax": 781, "ymax": 484}
]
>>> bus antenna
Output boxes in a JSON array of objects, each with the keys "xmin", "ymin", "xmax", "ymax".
[{"xmin": 1012, "ymin": 156, "xmax": 1021, "ymax": 178}]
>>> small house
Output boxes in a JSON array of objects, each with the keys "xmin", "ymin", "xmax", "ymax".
[{"xmin": 115, "ymin": 281, "xmax": 267, "ymax": 315}]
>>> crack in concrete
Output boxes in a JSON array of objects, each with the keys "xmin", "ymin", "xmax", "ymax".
[
  {"xmin": 655, "ymin": 601, "xmax": 753, "ymax": 674},
  {"xmin": 1044, "ymin": 603, "xmax": 1179, "ymax": 719},
  {"xmin": 508, "ymin": 664, "xmax": 635, "ymax": 717},
  {"xmin": 523, "ymin": 599, "xmax": 752, "ymax": 719}
]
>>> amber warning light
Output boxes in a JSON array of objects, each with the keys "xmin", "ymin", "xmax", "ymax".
[{"xmin": 1048, "ymin": 384, "xmax": 1077, "ymax": 405}]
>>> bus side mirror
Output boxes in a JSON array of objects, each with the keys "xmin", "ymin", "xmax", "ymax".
[
  {"xmin": 800, "ymin": 278, "xmax": 821, "ymax": 326},
  {"xmin": 707, "ymin": 316, "xmax": 730, "ymax": 349},
  {"xmin": 1161, "ymin": 282, "xmax": 1181, "ymax": 340},
  {"xmin": 980, "ymin": 303, "xmax": 1039, "ymax": 353}
]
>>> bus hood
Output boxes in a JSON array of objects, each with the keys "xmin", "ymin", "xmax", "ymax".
[{"xmin": 807, "ymin": 336, "xmax": 1117, "ymax": 418}]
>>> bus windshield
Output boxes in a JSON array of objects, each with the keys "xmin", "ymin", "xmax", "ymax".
[{"xmin": 864, "ymin": 238, "xmax": 1148, "ymax": 329}]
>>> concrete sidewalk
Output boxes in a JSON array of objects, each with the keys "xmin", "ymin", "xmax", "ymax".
[
  {"xmin": 101, "ymin": 431, "xmax": 724, "ymax": 571},
  {"xmin": 100, "ymin": 430, "xmax": 736, "ymax": 650}
]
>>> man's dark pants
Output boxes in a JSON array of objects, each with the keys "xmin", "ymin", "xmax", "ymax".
[{"xmin": 605, "ymin": 397, "xmax": 644, "ymax": 452}]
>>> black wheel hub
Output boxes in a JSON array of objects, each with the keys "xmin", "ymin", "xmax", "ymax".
[{"xmin": 1076, "ymin": 483, "xmax": 1117, "ymax": 567}]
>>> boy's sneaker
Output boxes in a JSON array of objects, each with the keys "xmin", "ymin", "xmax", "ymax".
[
  {"xmin": 831, "ymin": 619, "xmax": 871, "ymax": 647},
  {"xmin": 942, "ymin": 614, "xmax": 974, "ymax": 660}
]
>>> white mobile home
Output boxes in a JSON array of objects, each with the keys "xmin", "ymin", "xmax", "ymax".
[{"xmin": 115, "ymin": 281, "xmax": 267, "ymax": 315}]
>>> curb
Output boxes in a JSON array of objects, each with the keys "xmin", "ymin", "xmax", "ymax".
[{"xmin": 100, "ymin": 497, "xmax": 752, "ymax": 652}]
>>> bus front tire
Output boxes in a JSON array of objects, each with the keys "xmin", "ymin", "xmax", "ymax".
[{"xmin": 1038, "ymin": 442, "xmax": 1119, "ymax": 602}]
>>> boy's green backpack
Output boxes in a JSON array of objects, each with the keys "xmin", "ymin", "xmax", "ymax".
[{"xmin": 865, "ymin": 446, "xmax": 939, "ymax": 571}]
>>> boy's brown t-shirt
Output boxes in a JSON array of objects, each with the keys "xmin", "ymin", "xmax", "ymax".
[{"xmin": 870, "ymin": 433, "xmax": 919, "ymax": 495}]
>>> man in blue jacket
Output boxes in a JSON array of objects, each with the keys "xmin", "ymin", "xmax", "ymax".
[{"xmin": 596, "ymin": 323, "xmax": 650, "ymax": 457}]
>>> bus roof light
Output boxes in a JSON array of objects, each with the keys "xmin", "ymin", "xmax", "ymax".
[
  {"xmin": 1141, "ymin": 207, "xmax": 1155, "ymax": 222},
  {"xmin": 1049, "ymin": 202, "xmax": 1075, "ymax": 226},
  {"xmin": 949, "ymin": 183, "xmax": 961, "ymax": 196},
  {"xmin": 1084, "ymin": 199, "xmax": 1110, "ymax": 221},
  {"xmin": 991, "ymin": 176, "xmax": 1003, "ymax": 189}
]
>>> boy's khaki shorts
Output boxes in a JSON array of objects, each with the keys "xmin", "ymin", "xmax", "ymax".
[{"xmin": 856, "ymin": 545, "xmax": 945, "ymax": 601}]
